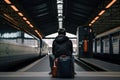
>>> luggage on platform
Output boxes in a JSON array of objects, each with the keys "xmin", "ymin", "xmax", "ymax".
[
  {"xmin": 57, "ymin": 55, "xmax": 74, "ymax": 78},
  {"xmin": 52, "ymin": 59, "xmax": 58, "ymax": 77}
]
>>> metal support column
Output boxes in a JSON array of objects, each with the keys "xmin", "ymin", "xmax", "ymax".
[
  {"xmin": 119, "ymin": 32, "xmax": 120, "ymax": 54},
  {"xmin": 94, "ymin": 39, "xmax": 97, "ymax": 54},
  {"xmin": 109, "ymin": 35, "xmax": 113, "ymax": 54},
  {"xmin": 21, "ymin": 31, "xmax": 24, "ymax": 44},
  {"xmin": 16, "ymin": 31, "xmax": 24, "ymax": 44},
  {"xmin": 100, "ymin": 38, "xmax": 103, "ymax": 54}
]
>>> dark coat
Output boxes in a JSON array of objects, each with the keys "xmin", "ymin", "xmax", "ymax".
[{"xmin": 52, "ymin": 34, "xmax": 73, "ymax": 58}]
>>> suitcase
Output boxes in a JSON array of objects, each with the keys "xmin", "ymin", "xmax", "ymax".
[
  {"xmin": 52, "ymin": 59, "xmax": 58, "ymax": 77},
  {"xmin": 57, "ymin": 56, "xmax": 74, "ymax": 78}
]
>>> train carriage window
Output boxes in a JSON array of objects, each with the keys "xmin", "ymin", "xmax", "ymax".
[
  {"xmin": 97, "ymin": 40, "xmax": 100, "ymax": 53},
  {"xmin": 25, "ymin": 33, "xmax": 33, "ymax": 38},
  {"xmin": 97, "ymin": 40, "xmax": 100, "ymax": 46},
  {"xmin": 112, "ymin": 37, "xmax": 118, "ymax": 44},
  {"xmin": 105, "ymin": 39, "xmax": 109, "ymax": 47},
  {"xmin": 102, "ymin": 38, "xmax": 109, "ymax": 53},
  {"xmin": 112, "ymin": 36, "xmax": 119, "ymax": 54},
  {"xmin": 1, "ymin": 32, "xmax": 19, "ymax": 38}
]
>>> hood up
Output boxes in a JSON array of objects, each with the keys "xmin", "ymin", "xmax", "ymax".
[{"xmin": 55, "ymin": 35, "xmax": 69, "ymax": 43}]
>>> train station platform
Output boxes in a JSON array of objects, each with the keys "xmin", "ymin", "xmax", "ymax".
[
  {"xmin": 80, "ymin": 58, "xmax": 120, "ymax": 71},
  {"xmin": 0, "ymin": 55, "xmax": 119, "ymax": 80},
  {"xmin": 0, "ymin": 0, "xmax": 120, "ymax": 79}
]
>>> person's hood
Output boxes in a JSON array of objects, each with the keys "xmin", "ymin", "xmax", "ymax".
[{"xmin": 55, "ymin": 35, "xmax": 69, "ymax": 43}]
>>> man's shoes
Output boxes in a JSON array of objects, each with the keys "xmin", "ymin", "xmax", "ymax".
[{"xmin": 49, "ymin": 72, "xmax": 52, "ymax": 75}]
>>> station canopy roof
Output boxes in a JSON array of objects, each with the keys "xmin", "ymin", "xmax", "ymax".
[{"xmin": 0, "ymin": 0, "xmax": 120, "ymax": 38}]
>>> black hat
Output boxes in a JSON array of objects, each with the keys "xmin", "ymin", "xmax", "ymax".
[{"xmin": 58, "ymin": 28, "xmax": 66, "ymax": 35}]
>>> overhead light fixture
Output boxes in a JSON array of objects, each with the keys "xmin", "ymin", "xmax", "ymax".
[
  {"xmin": 10, "ymin": 5, "xmax": 19, "ymax": 11},
  {"xmin": 26, "ymin": 21, "xmax": 30, "ymax": 24},
  {"xmin": 106, "ymin": 0, "xmax": 117, "ymax": 8},
  {"xmin": 57, "ymin": 0, "xmax": 63, "ymax": 4},
  {"xmin": 58, "ymin": 18, "xmax": 63, "ymax": 21},
  {"xmin": 35, "ymin": 30, "xmax": 38, "ymax": 33},
  {"xmin": 94, "ymin": 16, "xmax": 99, "ymax": 20},
  {"xmin": 29, "ymin": 24, "xmax": 34, "ymax": 28},
  {"xmin": 58, "ymin": 13, "xmax": 62, "ymax": 16},
  {"xmin": 35, "ymin": 30, "xmax": 42, "ymax": 38},
  {"xmin": 89, "ymin": 24, "xmax": 92, "ymax": 26},
  {"xmin": 23, "ymin": 17, "xmax": 27, "ymax": 21},
  {"xmin": 18, "ymin": 12, "xmax": 24, "ymax": 16},
  {"xmin": 91, "ymin": 20, "xmax": 96, "ymax": 24},
  {"xmin": 58, "ymin": 10, "xmax": 63, "ymax": 14},
  {"xmin": 57, "ymin": 4, "xmax": 63, "ymax": 9},
  {"xmin": 98, "ymin": 10, "xmax": 105, "ymax": 16},
  {"xmin": 4, "ymin": 0, "xmax": 12, "ymax": 4},
  {"xmin": 89, "ymin": 0, "xmax": 117, "ymax": 27},
  {"xmin": 89, "ymin": 10, "xmax": 104, "ymax": 26},
  {"xmin": 57, "ymin": 0, "xmax": 63, "ymax": 28},
  {"xmin": 59, "ymin": 21, "xmax": 62, "ymax": 28},
  {"xmin": 4, "ymin": 0, "xmax": 40, "ymax": 38}
]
